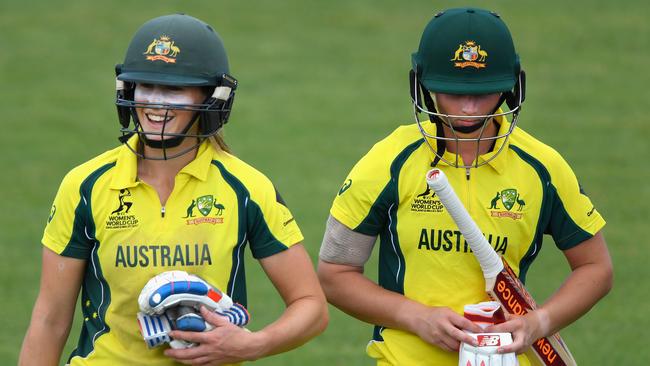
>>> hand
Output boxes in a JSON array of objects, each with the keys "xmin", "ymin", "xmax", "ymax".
[
  {"xmin": 485, "ymin": 309, "xmax": 549, "ymax": 355},
  {"xmin": 410, "ymin": 305, "xmax": 482, "ymax": 352},
  {"xmin": 165, "ymin": 307, "xmax": 264, "ymax": 365}
]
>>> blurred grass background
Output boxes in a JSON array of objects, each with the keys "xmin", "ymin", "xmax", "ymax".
[{"xmin": 1, "ymin": 0, "xmax": 648, "ymax": 364}]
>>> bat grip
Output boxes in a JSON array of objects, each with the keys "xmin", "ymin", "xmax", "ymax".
[{"xmin": 426, "ymin": 169, "xmax": 503, "ymax": 279}]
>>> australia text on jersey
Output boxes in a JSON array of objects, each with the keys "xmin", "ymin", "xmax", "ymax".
[
  {"xmin": 418, "ymin": 228, "xmax": 509, "ymax": 254},
  {"xmin": 115, "ymin": 243, "xmax": 212, "ymax": 268}
]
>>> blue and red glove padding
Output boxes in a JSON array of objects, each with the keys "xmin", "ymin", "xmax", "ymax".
[{"xmin": 137, "ymin": 271, "xmax": 251, "ymax": 349}]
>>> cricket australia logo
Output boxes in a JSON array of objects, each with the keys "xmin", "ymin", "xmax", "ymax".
[
  {"xmin": 488, "ymin": 188, "xmax": 525, "ymax": 220},
  {"xmin": 106, "ymin": 188, "xmax": 139, "ymax": 229},
  {"xmin": 411, "ymin": 184, "xmax": 444, "ymax": 213},
  {"xmin": 183, "ymin": 194, "xmax": 225, "ymax": 225},
  {"xmin": 451, "ymin": 40, "xmax": 488, "ymax": 69},
  {"xmin": 143, "ymin": 35, "xmax": 180, "ymax": 63}
]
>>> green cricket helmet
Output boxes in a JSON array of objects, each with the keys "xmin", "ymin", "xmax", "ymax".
[
  {"xmin": 409, "ymin": 8, "xmax": 526, "ymax": 168},
  {"xmin": 115, "ymin": 13, "xmax": 237, "ymax": 159}
]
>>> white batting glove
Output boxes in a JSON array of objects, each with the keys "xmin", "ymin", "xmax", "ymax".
[
  {"xmin": 136, "ymin": 271, "xmax": 250, "ymax": 349},
  {"xmin": 460, "ymin": 301, "xmax": 517, "ymax": 366},
  {"xmin": 459, "ymin": 332, "xmax": 518, "ymax": 366},
  {"xmin": 463, "ymin": 301, "xmax": 506, "ymax": 330},
  {"xmin": 138, "ymin": 270, "xmax": 235, "ymax": 315}
]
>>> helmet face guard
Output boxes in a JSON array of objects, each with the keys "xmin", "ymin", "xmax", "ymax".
[
  {"xmin": 115, "ymin": 14, "xmax": 237, "ymax": 160},
  {"xmin": 409, "ymin": 8, "xmax": 526, "ymax": 168},
  {"xmin": 409, "ymin": 68, "xmax": 525, "ymax": 168},
  {"xmin": 115, "ymin": 72, "xmax": 237, "ymax": 160}
]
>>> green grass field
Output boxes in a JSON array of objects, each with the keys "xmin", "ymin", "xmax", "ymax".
[{"xmin": 1, "ymin": 0, "xmax": 648, "ymax": 364}]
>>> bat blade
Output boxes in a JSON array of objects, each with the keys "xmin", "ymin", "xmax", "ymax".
[{"xmin": 426, "ymin": 169, "xmax": 577, "ymax": 366}]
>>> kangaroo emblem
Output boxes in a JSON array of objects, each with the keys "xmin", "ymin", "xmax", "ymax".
[
  {"xmin": 489, "ymin": 192, "xmax": 500, "ymax": 209},
  {"xmin": 451, "ymin": 44, "xmax": 464, "ymax": 61},
  {"xmin": 183, "ymin": 199, "xmax": 197, "ymax": 218}
]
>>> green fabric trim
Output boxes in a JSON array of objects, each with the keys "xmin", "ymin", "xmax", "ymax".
[
  {"xmin": 548, "ymin": 186, "xmax": 593, "ymax": 250},
  {"xmin": 354, "ymin": 139, "xmax": 426, "ymax": 236},
  {"xmin": 212, "ymin": 160, "xmax": 291, "ymax": 306},
  {"xmin": 509, "ymin": 146, "xmax": 591, "ymax": 283},
  {"xmin": 67, "ymin": 163, "xmax": 114, "ymax": 360},
  {"xmin": 61, "ymin": 163, "xmax": 115, "ymax": 258},
  {"xmin": 212, "ymin": 160, "xmax": 249, "ymax": 306},
  {"xmin": 509, "ymin": 146, "xmax": 551, "ymax": 284},
  {"xmin": 370, "ymin": 139, "xmax": 424, "ymax": 341},
  {"xmin": 353, "ymin": 181, "xmax": 392, "ymax": 236},
  {"xmin": 246, "ymin": 199, "xmax": 289, "ymax": 259}
]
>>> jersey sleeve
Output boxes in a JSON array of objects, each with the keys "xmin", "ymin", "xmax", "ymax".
[
  {"xmin": 330, "ymin": 140, "xmax": 396, "ymax": 236},
  {"xmin": 42, "ymin": 171, "xmax": 94, "ymax": 259},
  {"xmin": 246, "ymin": 181, "xmax": 304, "ymax": 259},
  {"xmin": 546, "ymin": 153, "xmax": 606, "ymax": 250}
]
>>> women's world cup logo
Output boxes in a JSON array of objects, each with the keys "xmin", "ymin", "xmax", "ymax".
[
  {"xmin": 143, "ymin": 35, "xmax": 181, "ymax": 63},
  {"xmin": 451, "ymin": 40, "xmax": 488, "ymax": 69}
]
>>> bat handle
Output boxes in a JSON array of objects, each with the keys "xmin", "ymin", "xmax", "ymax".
[{"xmin": 426, "ymin": 169, "xmax": 504, "ymax": 279}]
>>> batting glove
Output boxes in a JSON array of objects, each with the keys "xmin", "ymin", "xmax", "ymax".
[
  {"xmin": 136, "ymin": 271, "xmax": 250, "ymax": 349},
  {"xmin": 459, "ymin": 332, "xmax": 518, "ymax": 366},
  {"xmin": 459, "ymin": 301, "xmax": 517, "ymax": 366}
]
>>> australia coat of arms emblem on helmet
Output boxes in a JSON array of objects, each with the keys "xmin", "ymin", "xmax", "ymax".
[
  {"xmin": 450, "ymin": 40, "xmax": 487, "ymax": 69},
  {"xmin": 143, "ymin": 35, "xmax": 180, "ymax": 63}
]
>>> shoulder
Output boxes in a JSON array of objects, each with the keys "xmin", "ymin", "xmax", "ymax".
[
  {"xmin": 57, "ymin": 146, "xmax": 122, "ymax": 194},
  {"xmin": 210, "ymin": 151, "xmax": 277, "ymax": 202},
  {"xmin": 330, "ymin": 124, "xmax": 425, "ymax": 233},
  {"xmin": 508, "ymin": 126, "xmax": 573, "ymax": 178},
  {"xmin": 351, "ymin": 123, "xmax": 426, "ymax": 174},
  {"xmin": 369, "ymin": 124, "xmax": 426, "ymax": 160}
]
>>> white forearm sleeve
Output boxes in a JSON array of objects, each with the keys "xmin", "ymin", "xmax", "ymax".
[{"xmin": 319, "ymin": 215, "xmax": 376, "ymax": 266}]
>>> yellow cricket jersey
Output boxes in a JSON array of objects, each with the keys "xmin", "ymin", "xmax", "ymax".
[
  {"xmin": 43, "ymin": 138, "xmax": 303, "ymax": 366},
  {"xmin": 331, "ymin": 116, "xmax": 605, "ymax": 366}
]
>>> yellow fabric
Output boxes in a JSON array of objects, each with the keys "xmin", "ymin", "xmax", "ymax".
[
  {"xmin": 331, "ymin": 117, "xmax": 605, "ymax": 365},
  {"xmin": 43, "ymin": 139, "xmax": 303, "ymax": 366}
]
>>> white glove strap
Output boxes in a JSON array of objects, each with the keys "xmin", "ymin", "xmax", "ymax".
[{"xmin": 137, "ymin": 312, "xmax": 172, "ymax": 348}]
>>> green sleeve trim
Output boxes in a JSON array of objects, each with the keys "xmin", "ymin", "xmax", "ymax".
[
  {"xmin": 354, "ymin": 139, "xmax": 426, "ymax": 236},
  {"xmin": 211, "ymin": 160, "xmax": 250, "ymax": 306},
  {"xmin": 353, "ymin": 181, "xmax": 393, "ymax": 235},
  {"xmin": 66, "ymin": 162, "xmax": 114, "ymax": 360},
  {"xmin": 369, "ymin": 139, "xmax": 425, "ymax": 342},
  {"xmin": 374, "ymin": 139, "xmax": 424, "ymax": 294},
  {"xmin": 510, "ymin": 146, "xmax": 592, "ymax": 283},
  {"xmin": 245, "ymin": 198, "xmax": 289, "ymax": 259},
  {"xmin": 60, "ymin": 163, "xmax": 115, "ymax": 259},
  {"xmin": 547, "ymin": 185, "xmax": 593, "ymax": 250}
]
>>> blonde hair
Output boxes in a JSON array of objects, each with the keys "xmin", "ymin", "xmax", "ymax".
[{"xmin": 208, "ymin": 130, "xmax": 231, "ymax": 153}]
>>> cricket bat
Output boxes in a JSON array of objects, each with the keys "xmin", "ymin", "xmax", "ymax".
[{"xmin": 425, "ymin": 168, "xmax": 577, "ymax": 366}]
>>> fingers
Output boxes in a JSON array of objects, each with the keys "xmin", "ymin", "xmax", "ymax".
[
  {"xmin": 453, "ymin": 315, "xmax": 483, "ymax": 334},
  {"xmin": 450, "ymin": 328, "xmax": 477, "ymax": 347},
  {"xmin": 418, "ymin": 307, "xmax": 481, "ymax": 351},
  {"xmin": 438, "ymin": 337, "xmax": 460, "ymax": 352},
  {"xmin": 497, "ymin": 339, "xmax": 523, "ymax": 355},
  {"xmin": 164, "ymin": 343, "xmax": 207, "ymax": 360},
  {"xmin": 169, "ymin": 329, "xmax": 209, "ymax": 344},
  {"xmin": 485, "ymin": 317, "xmax": 531, "ymax": 354},
  {"xmin": 200, "ymin": 306, "xmax": 231, "ymax": 326}
]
